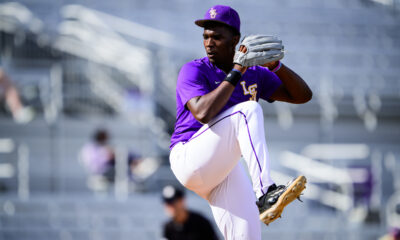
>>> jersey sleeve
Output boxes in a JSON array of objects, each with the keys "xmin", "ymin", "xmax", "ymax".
[
  {"xmin": 258, "ymin": 67, "xmax": 282, "ymax": 103},
  {"xmin": 176, "ymin": 62, "xmax": 210, "ymax": 108}
]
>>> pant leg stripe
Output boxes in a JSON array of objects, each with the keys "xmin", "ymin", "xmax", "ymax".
[{"xmin": 237, "ymin": 111, "xmax": 265, "ymax": 195}]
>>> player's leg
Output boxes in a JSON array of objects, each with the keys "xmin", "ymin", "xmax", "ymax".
[
  {"xmin": 230, "ymin": 100, "xmax": 275, "ymax": 198},
  {"xmin": 227, "ymin": 101, "xmax": 306, "ymax": 225},
  {"xmin": 170, "ymin": 100, "xmax": 305, "ymax": 225},
  {"xmin": 169, "ymin": 120, "xmax": 242, "ymax": 199},
  {"xmin": 170, "ymin": 100, "xmax": 273, "ymax": 199},
  {"xmin": 208, "ymin": 162, "xmax": 261, "ymax": 240}
]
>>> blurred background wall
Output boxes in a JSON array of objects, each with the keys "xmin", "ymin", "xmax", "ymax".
[{"xmin": 0, "ymin": 0, "xmax": 399, "ymax": 239}]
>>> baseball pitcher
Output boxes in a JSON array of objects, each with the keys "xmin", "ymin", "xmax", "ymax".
[{"xmin": 169, "ymin": 5, "xmax": 312, "ymax": 240}]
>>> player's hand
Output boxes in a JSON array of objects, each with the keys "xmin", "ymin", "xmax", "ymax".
[{"xmin": 233, "ymin": 35, "xmax": 284, "ymax": 67}]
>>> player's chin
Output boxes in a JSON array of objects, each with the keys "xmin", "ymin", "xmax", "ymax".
[{"xmin": 207, "ymin": 54, "xmax": 217, "ymax": 63}]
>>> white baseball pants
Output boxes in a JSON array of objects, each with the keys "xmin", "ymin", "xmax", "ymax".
[{"xmin": 170, "ymin": 101, "xmax": 275, "ymax": 240}]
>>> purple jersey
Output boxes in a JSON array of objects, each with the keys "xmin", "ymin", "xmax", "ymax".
[{"xmin": 170, "ymin": 57, "xmax": 282, "ymax": 149}]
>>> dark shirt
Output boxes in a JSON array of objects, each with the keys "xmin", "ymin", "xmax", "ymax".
[{"xmin": 163, "ymin": 211, "xmax": 218, "ymax": 240}]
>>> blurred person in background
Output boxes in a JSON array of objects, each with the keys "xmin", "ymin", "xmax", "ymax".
[
  {"xmin": 162, "ymin": 185, "xmax": 218, "ymax": 240},
  {"xmin": 0, "ymin": 68, "xmax": 34, "ymax": 123},
  {"xmin": 79, "ymin": 128, "xmax": 116, "ymax": 191},
  {"xmin": 380, "ymin": 202, "xmax": 400, "ymax": 240},
  {"xmin": 380, "ymin": 229, "xmax": 400, "ymax": 240}
]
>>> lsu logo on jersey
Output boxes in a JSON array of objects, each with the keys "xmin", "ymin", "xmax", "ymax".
[{"xmin": 240, "ymin": 81, "xmax": 257, "ymax": 101}]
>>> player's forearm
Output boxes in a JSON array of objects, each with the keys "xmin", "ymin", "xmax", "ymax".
[
  {"xmin": 274, "ymin": 64, "xmax": 312, "ymax": 104},
  {"xmin": 188, "ymin": 64, "xmax": 247, "ymax": 124},
  {"xmin": 188, "ymin": 82, "xmax": 235, "ymax": 124}
]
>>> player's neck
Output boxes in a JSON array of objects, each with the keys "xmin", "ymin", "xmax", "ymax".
[{"xmin": 215, "ymin": 61, "xmax": 234, "ymax": 74}]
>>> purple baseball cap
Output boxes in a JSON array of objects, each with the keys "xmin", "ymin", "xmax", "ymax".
[{"xmin": 195, "ymin": 5, "xmax": 240, "ymax": 34}]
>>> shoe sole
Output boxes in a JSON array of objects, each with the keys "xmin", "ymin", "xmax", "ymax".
[{"xmin": 259, "ymin": 175, "xmax": 307, "ymax": 225}]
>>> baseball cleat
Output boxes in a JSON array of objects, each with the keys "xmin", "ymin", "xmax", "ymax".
[{"xmin": 256, "ymin": 175, "xmax": 307, "ymax": 225}]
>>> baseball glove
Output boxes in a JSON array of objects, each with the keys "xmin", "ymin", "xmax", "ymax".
[{"xmin": 233, "ymin": 35, "xmax": 284, "ymax": 67}]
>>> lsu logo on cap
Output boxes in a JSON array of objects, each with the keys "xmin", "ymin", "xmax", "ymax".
[{"xmin": 209, "ymin": 8, "xmax": 217, "ymax": 18}]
